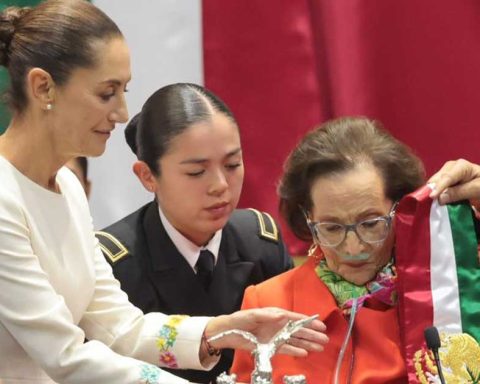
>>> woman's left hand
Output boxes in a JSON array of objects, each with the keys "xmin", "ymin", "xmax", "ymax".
[
  {"xmin": 428, "ymin": 159, "xmax": 480, "ymax": 206},
  {"xmin": 428, "ymin": 159, "xmax": 480, "ymax": 265},
  {"xmin": 204, "ymin": 307, "xmax": 328, "ymax": 357}
]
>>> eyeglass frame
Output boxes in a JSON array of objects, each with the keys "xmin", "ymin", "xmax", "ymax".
[{"xmin": 304, "ymin": 202, "xmax": 399, "ymax": 248}]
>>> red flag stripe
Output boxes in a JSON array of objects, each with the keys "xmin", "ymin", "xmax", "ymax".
[{"xmin": 395, "ymin": 185, "xmax": 434, "ymax": 383}]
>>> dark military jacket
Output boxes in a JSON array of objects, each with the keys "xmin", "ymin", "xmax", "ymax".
[{"xmin": 96, "ymin": 201, "xmax": 292, "ymax": 384}]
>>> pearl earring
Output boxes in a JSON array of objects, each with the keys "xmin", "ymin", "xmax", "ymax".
[{"xmin": 46, "ymin": 103, "xmax": 53, "ymax": 111}]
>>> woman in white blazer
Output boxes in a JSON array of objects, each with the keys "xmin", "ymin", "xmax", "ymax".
[{"xmin": 0, "ymin": 1, "xmax": 328, "ymax": 383}]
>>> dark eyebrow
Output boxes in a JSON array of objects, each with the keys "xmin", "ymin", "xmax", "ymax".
[
  {"xmin": 179, "ymin": 147, "xmax": 242, "ymax": 165},
  {"xmin": 226, "ymin": 148, "xmax": 242, "ymax": 158},
  {"xmin": 100, "ymin": 78, "xmax": 131, "ymax": 86},
  {"xmin": 100, "ymin": 79, "xmax": 121, "ymax": 86}
]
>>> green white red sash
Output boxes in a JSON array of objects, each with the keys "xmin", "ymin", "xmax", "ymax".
[{"xmin": 395, "ymin": 185, "xmax": 480, "ymax": 382}]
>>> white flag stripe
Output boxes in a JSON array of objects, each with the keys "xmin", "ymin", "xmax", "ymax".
[{"xmin": 429, "ymin": 201, "xmax": 463, "ymax": 334}]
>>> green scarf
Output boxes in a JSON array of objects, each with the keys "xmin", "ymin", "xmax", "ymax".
[{"xmin": 315, "ymin": 259, "xmax": 397, "ymax": 312}]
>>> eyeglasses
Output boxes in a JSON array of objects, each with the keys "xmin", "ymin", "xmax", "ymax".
[{"xmin": 305, "ymin": 203, "xmax": 398, "ymax": 248}]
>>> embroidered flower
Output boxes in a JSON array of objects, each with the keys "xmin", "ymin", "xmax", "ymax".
[
  {"xmin": 168, "ymin": 315, "xmax": 186, "ymax": 326},
  {"xmin": 155, "ymin": 315, "xmax": 188, "ymax": 368},
  {"xmin": 139, "ymin": 364, "xmax": 163, "ymax": 383},
  {"xmin": 159, "ymin": 351, "xmax": 178, "ymax": 368},
  {"xmin": 156, "ymin": 325, "xmax": 178, "ymax": 350}
]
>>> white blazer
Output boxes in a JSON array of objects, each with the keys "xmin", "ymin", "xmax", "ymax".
[{"xmin": 0, "ymin": 157, "xmax": 213, "ymax": 383}]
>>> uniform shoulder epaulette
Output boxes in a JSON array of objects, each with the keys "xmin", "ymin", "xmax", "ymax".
[
  {"xmin": 247, "ymin": 208, "xmax": 279, "ymax": 243},
  {"xmin": 95, "ymin": 230, "xmax": 129, "ymax": 265}
]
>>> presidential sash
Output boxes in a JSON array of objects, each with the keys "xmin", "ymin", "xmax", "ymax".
[{"xmin": 395, "ymin": 185, "xmax": 480, "ymax": 383}]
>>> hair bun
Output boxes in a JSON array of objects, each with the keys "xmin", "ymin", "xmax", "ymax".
[
  {"xmin": 0, "ymin": 6, "xmax": 31, "ymax": 66},
  {"xmin": 125, "ymin": 113, "xmax": 140, "ymax": 156}
]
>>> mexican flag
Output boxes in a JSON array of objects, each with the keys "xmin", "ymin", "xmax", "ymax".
[{"xmin": 395, "ymin": 185, "xmax": 480, "ymax": 382}]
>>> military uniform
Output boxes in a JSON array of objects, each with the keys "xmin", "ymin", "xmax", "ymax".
[{"xmin": 96, "ymin": 201, "xmax": 292, "ymax": 384}]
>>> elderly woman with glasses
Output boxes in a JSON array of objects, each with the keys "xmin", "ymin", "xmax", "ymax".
[{"xmin": 231, "ymin": 116, "xmax": 440, "ymax": 383}]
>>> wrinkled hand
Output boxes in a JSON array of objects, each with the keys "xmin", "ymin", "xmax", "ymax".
[
  {"xmin": 428, "ymin": 159, "xmax": 480, "ymax": 206},
  {"xmin": 204, "ymin": 307, "xmax": 328, "ymax": 357}
]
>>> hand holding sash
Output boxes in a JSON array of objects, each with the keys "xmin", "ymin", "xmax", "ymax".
[{"xmin": 428, "ymin": 159, "xmax": 480, "ymax": 208}]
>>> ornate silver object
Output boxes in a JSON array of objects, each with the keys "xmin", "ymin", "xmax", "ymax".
[
  {"xmin": 283, "ymin": 375, "xmax": 306, "ymax": 384},
  {"xmin": 210, "ymin": 314, "xmax": 318, "ymax": 384},
  {"xmin": 216, "ymin": 372, "xmax": 237, "ymax": 384}
]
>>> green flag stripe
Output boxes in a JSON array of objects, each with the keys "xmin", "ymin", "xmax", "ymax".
[{"xmin": 447, "ymin": 202, "xmax": 480, "ymax": 340}]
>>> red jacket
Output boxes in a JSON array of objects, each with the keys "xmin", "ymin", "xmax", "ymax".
[{"xmin": 231, "ymin": 257, "xmax": 407, "ymax": 383}]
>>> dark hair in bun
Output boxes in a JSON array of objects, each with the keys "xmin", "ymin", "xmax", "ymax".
[
  {"xmin": 124, "ymin": 83, "xmax": 238, "ymax": 176},
  {"xmin": 0, "ymin": 0, "xmax": 122, "ymax": 114},
  {"xmin": 0, "ymin": 7, "xmax": 31, "ymax": 67},
  {"xmin": 124, "ymin": 113, "xmax": 140, "ymax": 156}
]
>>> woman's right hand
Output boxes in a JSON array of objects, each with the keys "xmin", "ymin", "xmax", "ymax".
[{"xmin": 204, "ymin": 307, "xmax": 328, "ymax": 356}]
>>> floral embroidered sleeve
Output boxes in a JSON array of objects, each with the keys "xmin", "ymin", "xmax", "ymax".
[{"xmin": 156, "ymin": 315, "xmax": 188, "ymax": 368}]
